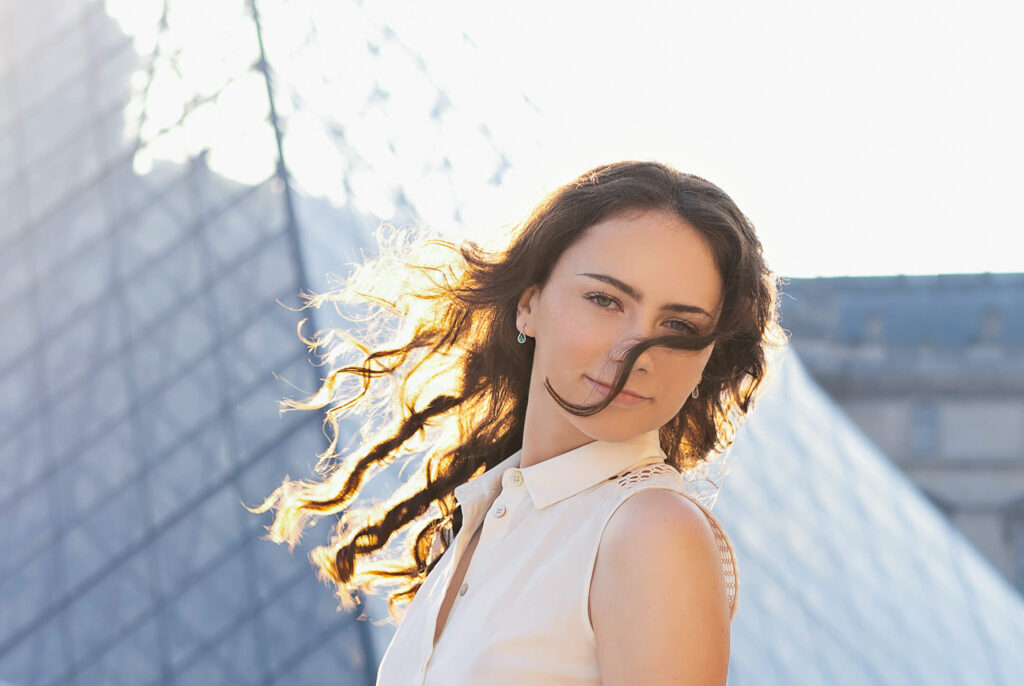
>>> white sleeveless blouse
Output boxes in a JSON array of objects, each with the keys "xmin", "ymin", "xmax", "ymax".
[{"xmin": 375, "ymin": 429, "xmax": 739, "ymax": 685}]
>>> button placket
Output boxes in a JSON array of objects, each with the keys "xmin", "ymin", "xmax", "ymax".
[
  {"xmin": 479, "ymin": 468, "xmax": 529, "ymax": 544},
  {"xmin": 503, "ymin": 467, "xmax": 524, "ymax": 487}
]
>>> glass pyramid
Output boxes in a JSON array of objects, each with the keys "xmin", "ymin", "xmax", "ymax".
[
  {"xmin": 716, "ymin": 347, "xmax": 1024, "ymax": 684},
  {"xmin": 0, "ymin": 0, "xmax": 531, "ymax": 684}
]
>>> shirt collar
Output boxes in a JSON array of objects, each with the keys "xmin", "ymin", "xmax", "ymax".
[{"xmin": 453, "ymin": 429, "xmax": 667, "ymax": 511}]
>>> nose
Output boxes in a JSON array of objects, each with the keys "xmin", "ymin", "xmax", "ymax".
[{"xmin": 609, "ymin": 334, "xmax": 651, "ymax": 371}]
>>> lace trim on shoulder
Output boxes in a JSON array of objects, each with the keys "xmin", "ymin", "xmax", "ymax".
[
  {"xmin": 617, "ymin": 462, "xmax": 681, "ymax": 488},
  {"xmin": 615, "ymin": 462, "xmax": 740, "ymax": 622}
]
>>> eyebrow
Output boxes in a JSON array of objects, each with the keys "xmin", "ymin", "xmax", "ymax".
[{"xmin": 577, "ymin": 272, "xmax": 714, "ymax": 318}]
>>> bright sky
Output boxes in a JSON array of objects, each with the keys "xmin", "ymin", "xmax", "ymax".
[
  {"xmin": 105, "ymin": 0, "xmax": 1024, "ymax": 279},
  {"xmin": 436, "ymin": 0, "xmax": 1024, "ymax": 278}
]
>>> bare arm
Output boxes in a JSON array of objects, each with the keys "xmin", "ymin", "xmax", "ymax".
[{"xmin": 589, "ymin": 489, "xmax": 731, "ymax": 685}]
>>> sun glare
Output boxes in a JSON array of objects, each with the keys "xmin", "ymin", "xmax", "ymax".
[{"xmin": 102, "ymin": 0, "xmax": 542, "ymax": 244}]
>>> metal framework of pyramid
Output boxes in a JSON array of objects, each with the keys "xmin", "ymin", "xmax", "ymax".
[{"xmin": 0, "ymin": 0, "xmax": 530, "ymax": 684}]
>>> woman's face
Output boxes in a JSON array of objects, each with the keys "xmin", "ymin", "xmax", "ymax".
[{"xmin": 517, "ymin": 207, "xmax": 723, "ymax": 446}]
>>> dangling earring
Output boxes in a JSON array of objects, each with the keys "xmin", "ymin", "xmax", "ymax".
[
  {"xmin": 691, "ymin": 385, "xmax": 699, "ymax": 399},
  {"xmin": 517, "ymin": 329, "xmax": 527, "ymax": 344}
]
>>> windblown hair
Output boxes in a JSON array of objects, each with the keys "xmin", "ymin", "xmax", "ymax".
[{"xmin": 246, "ymin": 160, "xmax": 787, "ymax": 622}]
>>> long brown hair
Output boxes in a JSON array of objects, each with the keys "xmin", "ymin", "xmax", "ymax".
[{"xmin": 246, "ymin": 160, "xmax": 786, "ymax": 622}]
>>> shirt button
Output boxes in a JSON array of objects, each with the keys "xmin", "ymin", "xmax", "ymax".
[
  {"xmin": 459, "ymin": 582, "xmax": 469, "ymax": 596},
  {"xmin": 493, "ymin": 504, "xmax": 507, "ymax": 517},
  {"xmin": 510, "ymin": 471, "xmax": 523, "ymax": 486}
]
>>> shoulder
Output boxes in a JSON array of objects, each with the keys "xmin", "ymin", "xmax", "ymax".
[
  {"xmin": 599, "ymin": 488, "xmax": 727, "ymax": 593},
  {"xmin": 606, "ymin": 486, "xmax": 717, "ymax": 541},
  {"xmin": 590, "ymin": 487, "xmax": 731, "ymax": 685}
]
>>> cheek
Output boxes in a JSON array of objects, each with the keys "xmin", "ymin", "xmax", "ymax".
[
  {"xmin": 664, "ymin": 361, "xmax": 699, "ymax": 392},
  {"xmin": 562, "ymin": 319, "xmax": 604, "ymax": 356},
  {"xmin": 539, "ymin": 300, "xmax": 608, "ymax": 366},
  {"xmin": 697, "ymin": 344, "xmax": 715, "ymax": 369},
  {"xmin": 659, "ymin": 349, "xmax": 712, "ymax": 396}
]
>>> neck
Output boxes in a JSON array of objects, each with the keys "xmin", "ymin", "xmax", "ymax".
[{"xmin": 519, "ymin": 386, "xmax": 595, "ymax": 469}]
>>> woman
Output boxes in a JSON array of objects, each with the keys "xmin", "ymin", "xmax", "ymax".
[{"xmin": 248, "ymin": 160, "xmax": 785, "ymax": 684}]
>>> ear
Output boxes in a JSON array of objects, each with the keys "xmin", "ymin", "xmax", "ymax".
[{"xmin": 516, "ymin": 285, "xmax": 540, "ymax": 335}]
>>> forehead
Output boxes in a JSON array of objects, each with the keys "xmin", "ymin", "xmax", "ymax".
[{"xmin": 555, "ymin": 209, "xmax": 723, "ymax": 313}]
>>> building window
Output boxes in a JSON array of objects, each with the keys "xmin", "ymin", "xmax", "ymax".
[
  {"xmin": 978, "ymin": 307, "xmax": 1003, "ymax": 344},
  {"xmin": 862, "ymin": 310, "xmax": 885, "ymax": 344},
  {"xmin": 911, "ymin": 401, "xmax": 940, "ymax": 458},
  {"xmin": 1018, "ymin": 529, "xmax": 1024, "ymax": 595},
  {"xmin": 1012, "ymin": 507, "xmax": 1024, "ymax": 595}
]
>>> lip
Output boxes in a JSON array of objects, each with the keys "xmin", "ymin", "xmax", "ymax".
[{"xmin": 586, "ymin": 376, "xmax": 650, "ymax": 406}]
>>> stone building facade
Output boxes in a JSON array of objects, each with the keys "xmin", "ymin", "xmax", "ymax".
[{"xmin": 779, "ymin": 273, "xmax": 1024, "ymax": 591}]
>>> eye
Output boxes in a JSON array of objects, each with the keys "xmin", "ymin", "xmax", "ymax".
[
  {"xmin": 666, "ymin": 320, "xmax": 698, "ymax": 334},
  {"xmin": 585, "ymin": 293, "xmax": 698, "ymax": 334},
  {"xmin": 584, "ymin": 292, "xmax": 620, "ymax": 310}
]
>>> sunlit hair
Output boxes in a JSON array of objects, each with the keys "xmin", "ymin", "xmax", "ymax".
[{"xmin": 245, "ymin": 160, "xmax": 787, "ymax": 622}]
